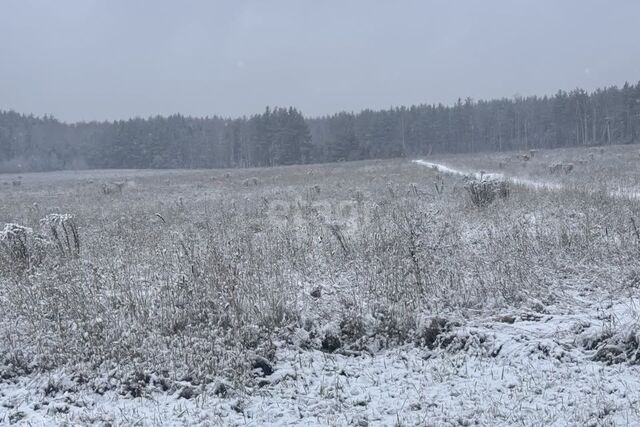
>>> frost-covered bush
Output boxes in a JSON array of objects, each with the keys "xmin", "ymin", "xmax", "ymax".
[
  {"xmin": 0, "ymin": 215, "xmax": 80, "ymax": 275},
  {"xmin": 40, "ymin": 213, "xmax": 80, "ymax": 258},
  {"xmin": 0, "ymin": 223, "xmax": 34, "ymax": 272},
  {"xmin": 0, "ymin": 222, "xmax": 57, "ymax": 274},
  {"xmin": 464, "ymin": 175, "xmax": 509, "ymax": 206}
]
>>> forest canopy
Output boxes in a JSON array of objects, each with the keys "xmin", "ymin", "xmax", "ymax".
[{"xmin": 1, "ymin": 82, "xmax": 639, "ymax": 173}]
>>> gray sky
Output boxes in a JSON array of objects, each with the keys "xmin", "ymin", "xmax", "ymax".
[{"xmin": 1, "ymin": 0, "xmax": 639, "ymax": 122}]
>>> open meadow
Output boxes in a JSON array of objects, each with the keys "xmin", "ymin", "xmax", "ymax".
[{"xmin": 2, "ymin": 145, "xmax": 640, "ymax": 426}]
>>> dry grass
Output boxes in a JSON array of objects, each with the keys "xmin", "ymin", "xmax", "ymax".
[
  {"xmin": 1, "ymin": 154, "xmax": 639, "ymax": 393},
  {"xmin": 432, "ymin": 143, "xmax": 640, "ymax": 193}
]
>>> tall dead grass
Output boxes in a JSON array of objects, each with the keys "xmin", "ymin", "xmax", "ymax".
[{"xmin": 1, "ymin": 159, "xmax": 639, "ymax": 388}]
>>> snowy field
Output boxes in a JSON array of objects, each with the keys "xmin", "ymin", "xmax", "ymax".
[{"xmin": 2, "ymin": 146, "xmax": 640, "ymax": 426}]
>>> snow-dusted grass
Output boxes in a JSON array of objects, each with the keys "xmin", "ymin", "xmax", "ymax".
[
  {"xmin": 2, "ymin": 153, "xmax": 640, "ymax": 425},
  {"xmin": 424, "ymin": 143, "xmax": 640, "ymax": 198},
  {"xmin": 414, "ymin": 159, "xmax": 564, "ymax": 192}
]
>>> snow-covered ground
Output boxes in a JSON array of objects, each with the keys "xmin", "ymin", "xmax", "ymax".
[{"xmin": 3, "ymin": 290, "xmax": 640, "ymax": 426}]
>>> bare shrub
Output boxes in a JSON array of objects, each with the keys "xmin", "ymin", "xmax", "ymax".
[
  {"xmin": 40, "ymin": 214, "xmax": 80, "ymax": 258},
  {"xmin": 464, "ymin": 176, "xmax": 510, "ymax": 206},
  {"xmin": 243, "ymin": 177, "xmax": 260, "ymax": 187},
  {"xmin": 102, "ymin": 182, "xmax": 124, "ymax": 195},
  {"xmin": 549, "ymin": 163, "xmax": 563, "ymax": 174},
  {"xmin": 549, "ymin": 163, "xmax": 574, "ymax": 174}
]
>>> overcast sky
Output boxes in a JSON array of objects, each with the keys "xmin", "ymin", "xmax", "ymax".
[{"xmin": 1, "ymin": 0, "xmax": 639, "ymax": 122}]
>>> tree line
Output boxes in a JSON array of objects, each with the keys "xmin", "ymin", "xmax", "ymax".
[{"xmin": 1, "ymin": 82, "xmax": 639, "ymax": 173}]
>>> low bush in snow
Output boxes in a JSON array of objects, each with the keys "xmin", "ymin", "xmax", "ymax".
[{"xmin": 464, "ymin": 175, "xmax": 509, "ymax": 206}]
